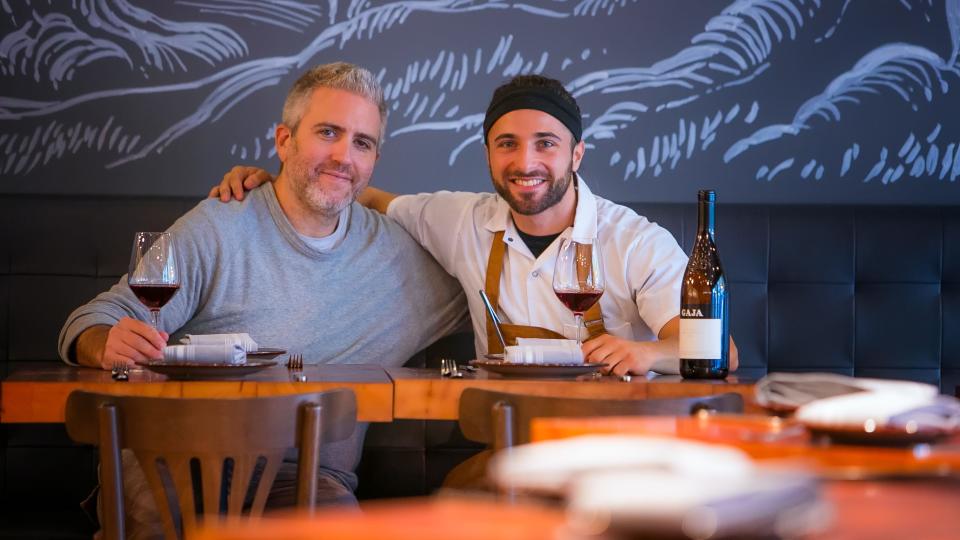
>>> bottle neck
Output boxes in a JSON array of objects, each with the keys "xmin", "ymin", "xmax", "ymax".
[{"xmin": 697, "ymin": 199, "xmax": 715, "ymax": 239}]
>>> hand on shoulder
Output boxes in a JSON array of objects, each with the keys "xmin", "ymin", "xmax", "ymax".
[{"xmin": 209, "ymin": 166, "xmax": 273, "ymax": 202}]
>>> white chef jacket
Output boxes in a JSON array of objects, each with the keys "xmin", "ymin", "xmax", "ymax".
[{"xmin": 387, "ymin": 175, "xmax": 687, "ymax": 357}]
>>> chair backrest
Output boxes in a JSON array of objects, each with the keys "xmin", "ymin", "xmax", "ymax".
[
  {"xmin": 458, "ymin": 389, "xmax": 743, "ymax": 450},
  {"xmin": 65, "ymin": 389, "xmax": 356, "ymax": 540}
]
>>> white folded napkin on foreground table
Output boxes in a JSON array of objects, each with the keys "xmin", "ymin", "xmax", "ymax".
[
  {"xmin": 505, "ymin": 338, "xmax": 583, "ymax": 364},
  {"xmin": 180, "ymin": 333, "xmax": 259, "ymax": 352},
  {"xmin": 488, "ymin": 435, "xmax": 824, "ymax": 538},
  {"xmin": 795, "ymin": 391, "xmax": 960, "ymax": 431},
  {"xmin": 754, "ymin": 372, "xmax": 938, "ymax": 410},
  {"xmin": 757, "ymin": 372, "xmax": 960, "ymax": 432}
]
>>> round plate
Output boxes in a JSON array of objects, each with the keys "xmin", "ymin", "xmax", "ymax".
[
  {"xmin": 470, "ymin": 359, "xmax": 605, "ymax": 378},
  {"xmin": 136, "ymin": 360, "xmax": 278, "ymax": 380},
  {"xmin": 803, "ymin": 421, "xmax": 958, "ymax": 447},
  {"xmin": 246, "ymin": 347, "xmax": 286, "ymax": 360}
]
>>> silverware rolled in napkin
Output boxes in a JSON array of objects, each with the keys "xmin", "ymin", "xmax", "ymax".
[
  {"xmin": 163, "ymin": 343, "xmax": 247, "ymax": 365},
  {"xmin": 505, "ymin": 338, "xmax": 584, "ymax": 365},
  {"xmin": 180, "ymin": 333, "xmax": 259, "ymax": 352}
]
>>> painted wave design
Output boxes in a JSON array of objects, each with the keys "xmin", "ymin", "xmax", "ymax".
[
  {"xmin": 174, "ymin": 0, "xmax": 324, "ymax": 32},
  {"xmin": 394, "ymin": 0, "xmax": 837, "ymax": 167},
  {"xmin": 725, "ymin": 42, "xmax": 960, "ymax": 183},
  {"xmin": 0, "ymin": 0, "xmax": 246, "ymax": 88},
  {"xmin": 0, "ymin": 0, "xmax": 515, "ymax": 171},
  {"xmin": 0, "ymin": 0, "xmax": 957, "ymax": 192}
]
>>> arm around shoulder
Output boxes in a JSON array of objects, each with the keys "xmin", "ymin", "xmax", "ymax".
[{"xmin": 356, "ymin": 186, "xmax": 397, "ymax": 214}]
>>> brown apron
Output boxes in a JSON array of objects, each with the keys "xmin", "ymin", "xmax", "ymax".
[{"xmin": 484, "ymin": 231, "xmax": 606, "ymax": 354}]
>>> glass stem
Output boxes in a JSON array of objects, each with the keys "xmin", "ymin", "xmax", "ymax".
[
  {"xmin": 575, "ymin": 313, "xmax": 584, "ymax": 345},
  {"xmin": 150, "ymin": 309, "xmax": 160, "ymax": 329}
]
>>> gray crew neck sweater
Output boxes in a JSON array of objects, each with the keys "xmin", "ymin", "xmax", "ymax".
[{"xmin": 58, "ymin": 183, "xmax": 467, "ymax": 489}]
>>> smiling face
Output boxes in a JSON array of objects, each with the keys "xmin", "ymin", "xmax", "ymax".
[
  {"xmin": 275, "ymin": 87, "xmax": 381, "ymax": 219},
  {"xmin": 486, "ymin": 109, "xmax": 585, "ymax": 219}
]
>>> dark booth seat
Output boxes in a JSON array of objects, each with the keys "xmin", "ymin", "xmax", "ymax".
[{"xmin": 1, "ymin": 195, "xmax": 958, "ymax": 536}]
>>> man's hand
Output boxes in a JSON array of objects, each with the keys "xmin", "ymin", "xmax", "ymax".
[
  {"xmin": 582, "ymin": 334, "xmax": 676, "ymax": 376},
  {"xmin": 208, "ymin": 166, "xmax": 273, "ymax": 202},
  {"xmin": 75, "ymin": 318, "xmax": 169, "ymax": 370},
  {"xmin": 581, "ymin": 315, "xmax": 740, "ymax": 376}
]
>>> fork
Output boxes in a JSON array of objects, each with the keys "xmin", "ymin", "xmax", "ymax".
[
  {"xmin": 287, "ymin": 354, "xmax": 306, "ymax": 382},
  {"xmin": 286, "ymin": 353, "xmax": 304, "ymax": 370},
  {"xmin": 440, "ymin": 358, "xmax": 463, "ymax": 378},
  {"xmin": 111, "ymin": 361, "xmax": 129, "ymax": 381}
]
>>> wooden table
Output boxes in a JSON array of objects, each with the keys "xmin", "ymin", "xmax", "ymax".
[
  {"xmin": 388, "ymin": 367, "xmax": 758, "ymax": 419},
  {"xmin": 0, "ymin": 364, "xmax": 395, "ymax": 422},
  {"xmin": 1, "ymin": 365, "xmax": 757, "ymax": 423},
  {"xmin": 529, "ymin": 415, "xmax": 960, "ymax": 539},
  {"xmin": 529, "ymin": 414, "xmax": 960, "ymax": 478},
  {"xmin": 194, "ymin": 486, "xmax": 960, "ymax": 540},
  {"xmin": 195, "ymin": 498, "xmax": 565, "ymax": 540}
]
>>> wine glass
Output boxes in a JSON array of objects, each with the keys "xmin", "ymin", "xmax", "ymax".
[
  {"xmin": 553, "ymin": 238, "xmax": 604, "ymax": 344},
  {"xmin": 128, "ymin": 232, "xmax": 180, "ymax": 329}
]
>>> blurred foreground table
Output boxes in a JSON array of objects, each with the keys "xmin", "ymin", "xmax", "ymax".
[
  {"xmin": 530, "ymin": 414, "xmax": 960, "ymax": 477},
  {"xmin": 195, "ymin": 497, "xmax": 565, "ymax": 540},
  {"xmin": 531, "ymin": 415, "xmax": 960, "ymax": 539}
]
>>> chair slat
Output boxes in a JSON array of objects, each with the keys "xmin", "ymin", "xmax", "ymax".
[{"xmin": 65, "ymin": 389, "xmax": 357, "ymax": 540}]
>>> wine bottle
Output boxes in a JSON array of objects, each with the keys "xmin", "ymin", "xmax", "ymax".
[{"xmin": 679, "ymin": 190, "xmax": 729, "ymax": 379}]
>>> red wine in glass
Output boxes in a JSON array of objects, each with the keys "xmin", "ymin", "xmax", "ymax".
[
  {"xmin": 128, "ymin": 232, "xmax": 180, "ymax": 328},
  {"xmin": 555, "ymin": 289, "xmax": 604, "ymax": 313},
  {"xmin": 129, "ymin": 284, "xmax": 181, "ymax": 310},
  {"xmin": 553, "ymin": 238, "xmax": 604, "ymax": 344}
]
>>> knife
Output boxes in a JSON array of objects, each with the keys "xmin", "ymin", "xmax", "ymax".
[{"xmin": 478, "ymin": 289, "xmax": 509, "ymax": 352}]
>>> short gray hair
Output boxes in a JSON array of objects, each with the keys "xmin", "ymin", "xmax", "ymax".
[{"xmin": 281, "ymin": 62, "xmax": 388, "ymax": 146}]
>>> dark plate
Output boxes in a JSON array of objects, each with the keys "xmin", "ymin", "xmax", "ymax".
[
  {"xmin": 471, "ymin": 359, "xmax": 605, "ymax": 378},
  {"xmin": 136, "ymin": 360, "xmax": 278, "ymax": 380},
  {"xmin": 803, "ymin": 422, "xmax": 959, "ymax": 447},
  {"xmin": 246, "ymin": 347, "xmax": 286, "ymax": 360}
]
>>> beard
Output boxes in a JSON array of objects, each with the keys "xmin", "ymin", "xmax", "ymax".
[
  {"xmin": 284, "ymin": 146, "xmax": 362, "ymax": 218},
  {"xmin": 491, "ymin": 162, "xmax": 574, "ymax": 216}
]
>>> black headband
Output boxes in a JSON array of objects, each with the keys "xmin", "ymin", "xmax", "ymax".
[{"xmin": 483, "ymin": 87, "xmax": 582, "ymax": 143}]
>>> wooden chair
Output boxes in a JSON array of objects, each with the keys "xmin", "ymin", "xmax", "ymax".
[
  {"xmin": 453, "ymin": 390, "xmax": 744, "ymax": 499},
  {"xmin": 65, "ymin": 389, "xmax": 356, "ymax": 540},
  {"xmin": 459, "ymin": 389, "xmax": 744, "ymax": 451}
]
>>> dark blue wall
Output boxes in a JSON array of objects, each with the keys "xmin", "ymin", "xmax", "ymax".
[{"xmin": 2, "ymin": 0, "xmax": 959, "ymax": 204}]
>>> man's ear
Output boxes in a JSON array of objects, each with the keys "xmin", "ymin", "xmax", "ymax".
[
  {"xmin": 571, "ymin": 140, "xmax": 586, "ymax": 172},
  {"xmin": 275, "ymin": 124, "xmax": 293, "ymax": 162}
]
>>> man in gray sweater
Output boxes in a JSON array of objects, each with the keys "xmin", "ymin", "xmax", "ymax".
[{"xmin": 58, "ymin": 63, "xmax": 466, "ymax": 537}]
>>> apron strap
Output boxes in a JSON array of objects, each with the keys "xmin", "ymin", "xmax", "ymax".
[
  {"xmin": 575, "ymin": 241, "xmax": 606, "ymax": 340},
  {"xmin": 484, "ymin": 231, "xmax": 607, "ymax": 354}
]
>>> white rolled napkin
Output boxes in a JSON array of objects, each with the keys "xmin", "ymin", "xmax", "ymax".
[
  {"xmin": 505, "ymin": 338, "xmax": 583, "ymax": 365},
  {"xmin": 180, "ymin": 333, "xmax": 259, "ymax": 352},
  {"xmin": 754, "ymin": 372, "xmax": 939, "ymax": 410},
  {"xmin": 163, "ymin": 343, "xmax": 247, "ymax": 365},
  {"xmin": 796, "ymin": 391, "xmax": 960, "ymax": 431},
  {"xmin": 488, "ymin": 435, "xmax": 822, "ymax": 538}
]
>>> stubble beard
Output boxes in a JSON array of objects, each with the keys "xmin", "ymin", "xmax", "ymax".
[
  {"xmin": 286, "ymin": 147, "xmax": 362, "ymax": 219},
  {"xmin": 491, "ymin": 162, "xmax": 574, "ymax": 216}
]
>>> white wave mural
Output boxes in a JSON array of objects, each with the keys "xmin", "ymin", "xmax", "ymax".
[{"xmin": 0, "ymin": 0, "xmax": 957, "ymax": 201}]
